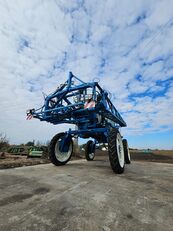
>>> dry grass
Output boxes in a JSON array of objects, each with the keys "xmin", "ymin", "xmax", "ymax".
[{"xmin": 0, "ymin": 148, "xmax": 173, "ymax": 169}]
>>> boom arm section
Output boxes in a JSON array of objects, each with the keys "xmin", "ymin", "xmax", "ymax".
[{"xmin": 27, "ymin": 72, "xmax": 126, "ymax": 127}]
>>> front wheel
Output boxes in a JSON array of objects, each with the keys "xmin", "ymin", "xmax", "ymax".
[
  {"xmin": 49, "ymin": 133, "xmax": 73, "ymax": 166},
  {"xmin": 85, "ymin": 140, "xmax": 95, "ymax": 161},
  {"xmin": 108, "ymin": 129, "xmax": 125, "ymax": 174}
]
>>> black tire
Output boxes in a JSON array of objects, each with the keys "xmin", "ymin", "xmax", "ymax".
[
  {"xmin": 85, "ymin": 140, "xmax": 95, "ymax": 161},
  {"xmin": 108, "ymin": 129, "xmax": 125, "ymax": 174},
  {"xmin": 123, "ymin": 139, "xmax": 131, "ymax": 164},
  {"xmin": 49, "ymin": 133, "xmax": 73, "ymax": 166}
]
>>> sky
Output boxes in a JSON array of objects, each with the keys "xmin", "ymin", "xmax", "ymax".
[{"xmin": 0, "ymin": 0, "xmax": 173, "ymax": 149}]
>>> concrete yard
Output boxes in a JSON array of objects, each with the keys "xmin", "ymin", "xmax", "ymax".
[{"xmin": 0, "ymin": 158, "xmax": 172, "ymax": 231}]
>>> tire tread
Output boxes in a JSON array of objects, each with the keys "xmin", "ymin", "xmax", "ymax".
[{"xmin": 108, "ymin": 129, "xmax": 124, "ymax": 174}]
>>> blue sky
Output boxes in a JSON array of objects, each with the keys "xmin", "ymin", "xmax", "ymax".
[{"xmin": 0, "ymin": 0, "xmax": 173, "ymax": 149}]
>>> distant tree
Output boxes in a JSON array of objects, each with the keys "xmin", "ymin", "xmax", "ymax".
[
  {"xmin": 36, "ymin": 140, "xmax": 41, "ymax": 147},
  {"xmin": 25, "ymin": 141, "xmax": 34, "ymax": 146},
  {"xmin": 45, "ymin": 140, "xmax": 50, "ymax": 146},
  {"xmin": 0, "ymin": 133, "xmax": 9, "ymax": 151}
]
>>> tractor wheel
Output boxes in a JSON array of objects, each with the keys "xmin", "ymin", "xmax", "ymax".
[
  {"xmin": 85, "ymin": 140, "xmax": 95, "ymax": 161},
  {"xmin": 123, "ymin": 139, "xmax": 131, "ymax": 164},
  {"xmin": 108, "ymin": 129, "xmax": 125, "ymax": 174},
  {"xmin": 49, "ymin": 133, "xmax": 73, "ymax": 166}
]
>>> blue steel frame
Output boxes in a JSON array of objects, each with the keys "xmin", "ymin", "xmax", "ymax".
[{"xmin": 28, "ymin": 72, "xmax": 126, "ymax": 143}]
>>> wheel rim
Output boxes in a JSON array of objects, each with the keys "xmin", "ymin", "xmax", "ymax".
[
  {"xmin": 55, "ymin": 137, "xmax": 72, "ymax": 162},
  {"xmin": 116, "ymin": 133, "xmax": 124, "ymax": 168},
  {"xmin": 89, "ymin": 152, "xmax": 94, "ymax": 159}
]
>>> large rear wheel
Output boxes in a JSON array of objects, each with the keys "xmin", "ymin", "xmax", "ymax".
[
  {"xmin": 108, "ymin": 129, "xmax": 125, "ymax": 174},
  {"xmin": 49, "ymin": 133, "xmax": 73, "ymax": 166}
]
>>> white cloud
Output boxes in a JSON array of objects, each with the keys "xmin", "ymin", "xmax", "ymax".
[{"xmin": 0, "ymin": 0, "xmax": 173, "ymax": 147}]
